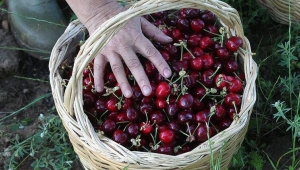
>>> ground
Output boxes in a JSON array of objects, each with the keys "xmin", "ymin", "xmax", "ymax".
[{"xmin": 0, "ymin": 1, "xmax": 299, "ymax": 170}]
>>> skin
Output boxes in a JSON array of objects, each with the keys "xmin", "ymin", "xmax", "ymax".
[{"xmin": 66, "ymin": 0, "xmax": 173, "ymax": 98}]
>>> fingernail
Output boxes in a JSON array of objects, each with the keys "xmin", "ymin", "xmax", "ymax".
[
  {"xmin": 166, "ymin": 36, "xmax": 173, "ymax": 41},
  {"xmin": 124, "ymin": 90, "xmax": 132, "ymax": 98},
  {"xmin": 163, "ymin": 68, "xmax": 172, "ymax": 78},
  {"xmin": 142, "ymin": 86, "xmax": 151, "ymax": 96}
]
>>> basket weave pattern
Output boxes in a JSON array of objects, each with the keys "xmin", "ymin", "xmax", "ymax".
[
  {"xmin": 49, "ymin": 0, "xmax": 257, "ymax": 169},
  {"xmin": 256, "ymin": 0, "xmax": 300, "ymax": 25}
]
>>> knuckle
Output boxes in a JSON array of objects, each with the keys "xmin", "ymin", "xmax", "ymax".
[
  {"xmin": 144, "ymin": 46, "xmax": 159, "ymax": 58},
  {"xmin": 111, "ymin": 63, "xmax": 123, "ymax": 74},
  {"xmin": 127, "ymin": 58, "xmax": 141, "ymax": 69},
  {"xmin": 93, "ymin": 63, "xmax": 103, "ymax": 71}
]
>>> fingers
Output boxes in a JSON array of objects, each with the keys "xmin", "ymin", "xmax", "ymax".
[
  {"xmin": 119, "ymin": 47, "xmax": 152, "ymax": 96},
  {"xmin": 134, "ymin": 36, "xmax": 172, "ymax": 78},
  {"xmin": 141, "ymin": 18, "xmax": 173, "ymax": 44},
  {"xmin": 94, "ymin": 54, "xmax": 107, "ymax": 92},
  {"xmin": 108, "ymin": 52, "xmax": 133, "ymax": 98}
]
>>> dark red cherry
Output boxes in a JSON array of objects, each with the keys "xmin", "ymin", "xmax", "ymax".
[
  {"xmin": 157, "ymin": 145, "xmax": 174, "ymax": 155},
  {"xmin": 187, "ymin": 34, "xmax": 202, "ymax": 48},
  {"xmin": 150, "ymin": 110, "xmax": 166, "ymax": 125},
  {"xmin": 195, "ymin": 109, "xmax": 210, "ymax": 123},
  {"xmin": 177, "ymin": 17, "xmax": 190, "ymax": 32},
  {"xmin": 225, "ymin": 36, "xmax": 243, "ymax": 52},
  {"xmin": 126, "ymin": 123, "xmax": 139, "ymax": 137},
  {"xmin": 200, "ymin": 10, "xmax": 216, "ymax": 23},
  {"xmin": 200, "ymin": 54, "xmax": 214, "ymax": 70},
  {"xmin": 201, "ymin": 69, "xmax": 215, "ymax": 87},
  {"xmin": 177, "ymin": 94, "xmax": 194, "ymax": 109},
  {"xmin": 155, "ymin": 98, "xmax": 167, "ymax": 109},
  {"xmin": 190, "ymin": 57, "xmax": 203, "ymax": 71},
  {"xmin": 195, "ymin": 124, "xmax": 213, "ymax": 142},
  {"xmin": 216, "ymin": 47, "xmax": 231, "ymax": 60},
  {"xmin": 192, "ymin": 47, "xmax": 205, "ymax": 58},
  {"xmin": 166, "ymin": 102, "xmax": 180, "ymax": 117},
  {"xmin": 140, "ymin": 122, "xmax": 153, "ymax": 135},
  {"xmin": 125, "ymin": 107, "xmax": 139, "ymax": 122},
  {"xmin": 177, "ymin": 111, "xmax": 194, "ymax": 124},
  {"xmin": 225, "ymin": 59, "xmax": 239, "ymax": 73},
  {"xmin": 159, "ymin": 129, "xmax": 175, "ymax": 144},
  {"xmin": 200, "ymin": 36, "xmax": 213, "ymax": 50},
  {"xmin": 227, "ymin": 78, "xmax": 243, "ymax": 93},
  {"xmin": 112, "ymin": 130, "xmax": 129, "ymax": 145},
  {"xmin": 83, "ymin": 91, "xmax": 96, "ymax": 106},
  {"xmin": 190, "ymin": 19, "xmax": 205, "ymax": 33},
  {"xmin": 224, "ymin": 93, "xmax": 241, "ymax": 107},
  {"xmin": 101, "ymin": 119, "xmax": 117, "ymax": 135}
]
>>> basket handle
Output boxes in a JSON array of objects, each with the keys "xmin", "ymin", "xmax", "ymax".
[{"xmin": 63, "ymin": 0, "xmax": 246, "ymax": 116}]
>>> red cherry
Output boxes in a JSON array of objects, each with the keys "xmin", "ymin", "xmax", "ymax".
[
  {"xmin": 83, "ymin": 91, "xmax": 96, "ymax": 106},
  {"xmin": 200, "ymin": 54, "xmax": 214, "ymax": 70},
  {"xmin": 200, "ymin": 10, "xmax": 216, "ymax": 23},
  {"xmin": 101, "ymin": 119, "xmax": 117, "ymax": 135},
  {"xmin": 224, "ymin": 93, "xmax": 241, "ymax": 107},
  {"xmin": 219, "ymin": 118, "xmax": 232, "ymax": 130},
  {"xmin": 212, "ymin": 104, "xmax": 226, "ymax": 121},
  {"xmin": 115, "ymin": 112, "xmax": 127, "ymax": 122},
  {"xmin": 195, "ymin": 124, "xmax": 213, "ymax": 142},
  {"xmin": 187, "ymin": 34, "xmax": 202, "ymax": 48},
  {"xmin": 150, "ymin": 110, "xmax": 166, "ymax": 125},
  {"xmin": 144, "ymin": 60, "xmax": 156, "ymax": 77},
  {"xmin": 177, "ymin": 17, "xmax": 190, "ymax": 32},
  {"xmin": 94, "ymin": 98, "xmax": 107, "ymax": 114},
  {"xmin": 140, "ymin": 102, "xmax": 154, "ymax": 115},
  {"xmin": 194, "ymin": 87, "xmax": 207, "ymax": 99},
  {"xmin": 190, "ymin": 19, "xmax": 205, "ymax": 33},
  {"xmin": 112, "ymin": 130, "xmax": 129, "ymax": 145},
  {"xmin": 106, "ymin": 97, "xmax": 119, "ymax": 112},
  {"xmin": 171, "ymin": 28, "xmax": 183, "ymax": 42},
  {"xmin": 177, "ymin": 94, "xmax": 194, "ymax": 109},
  {"xmin": 216, "ymin": 47, "xmax": 231, "ymax": 60},
  {"xmin": 160, "ymin": 50, "xmax": 171, "ymax": 61},
  {"xmin": 177, "ymin": 111, "xmax": 194, "ymax": 124},
  {"xmin": 139, "ymin": 122, "xmax": 154, "ymax": 135},
  {"xmin": 155, "ymin": 98, "xmax": 167, "ymax": 109},
  {"xmin": 225, "ymin": 59, "xmax": 239, "ymax": 73},
  {"xmin": 166, "ymin": 102, "xmax": 180, "ymax": 117},
  {"xmin": 214, "ymin": 73, "xmax": 228, "ymax": 90},
  {"xmin": 159, "ymin": 129, "xmax": 175, "ymax": 144},
  {"xmin": 156, "ymin": 81, "xmax": 171, "ymax": 98},
  {"xmin": 225, "ymin": 36, "xmax": 243, "ymax": 52},
  {"xmin": 204, "ymin": 25, "xmax": 218, "ymax": 37},
  {"xmin": 190, "ymin": 57, "xmax": 203, "ymax": 71},
  {"xmin": 157, "ymin": 145, "xmax": 174, "ymax": 155},
  {"xmin": 168, "ymin": 121, "xmax": 180, "ymax": 132},
  {"xmin": 192, "ymin": 47, "xmax": 205, "ymax": 58},
  {"xmin": 200, "ymin": 36, "xmax": 213, "ymax": 50},
  {"xmin": 126, "ymin": 123, "xmax": 139, "ymax": 137},
  {"xmin": 105, "ymin": 72, "xmax": 117, "ymax": 86},
  {"xmin": 125, "ymin": 107, "xmax": 140, "ymax": 122},
  {"xmin": 227, "ymin": 78, "xmax": 243, "ymax": 93},
  {"xmin": 200, "ymin": 69, "xmax": 215, "ymax": 87},
  {"xmin": 183, "ymin": 8, "xmax": 201, "ymax": 19},
  {"xmin": 195, "ymin": 109, "xmax": 209, "ymax": 123}
]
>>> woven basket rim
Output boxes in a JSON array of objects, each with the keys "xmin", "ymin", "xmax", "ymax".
[{"xmin": 49, "ymin": 0, "xmax": 258, "ymax": 169}]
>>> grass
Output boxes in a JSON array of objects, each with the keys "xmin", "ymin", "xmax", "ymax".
[{"xmin": 1, "ymin": 0, "xmax": 300, "ymax": 169}]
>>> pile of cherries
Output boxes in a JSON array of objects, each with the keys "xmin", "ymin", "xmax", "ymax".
[{"xmin": 66, "ymin": 8, "xmax": 245, "ymax": 155}]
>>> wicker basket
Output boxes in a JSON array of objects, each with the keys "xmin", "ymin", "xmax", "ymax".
[
  {"xmin": 49, "ymin": 0, "xmax": 257, "ymax": 169},
  {"xmin": 256, "ymin": 0, "xmax": 300, "ymax": 25}
]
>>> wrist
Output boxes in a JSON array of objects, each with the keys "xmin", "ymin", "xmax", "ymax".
[{"xmin": 66, "ymin": 0, "xmax": 125, "ymax": 33}]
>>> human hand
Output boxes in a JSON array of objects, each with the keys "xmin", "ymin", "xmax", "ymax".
[
  {"xmin": 92, "ymin": 17, "xmax": 173, "ymax": 98},
  {"xmin": 67, "ymin": 0, "xmax": 173, "ymax": 98}
]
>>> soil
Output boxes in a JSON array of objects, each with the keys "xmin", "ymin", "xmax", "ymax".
[{"xmin": 0, "ymin": 1, "xmax": 299, "ymax": 170}]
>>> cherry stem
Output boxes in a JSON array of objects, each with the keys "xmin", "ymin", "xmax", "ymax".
[
  {"xmin": 180, "ymin": 40, "xmax": 196, "ymax": 59},
  {"xmin": 208, "ymin": 65, "xmax": 221, "ymax": 79},
  {"xmin": 169, "ymin": 70, "xmax": 186, "ymax": 86},
  {"xmin": 99, "ymin": 110, "xmax": 109, "ymax": 120},
  {"xmin": 88, "ymin": 65, "xmax": 94, "ymax": 78},
  {"xmin": 232, "ymin": 102, "xmax": 239, "ymax": 120},
  {"xmin": 233, "ymin": 72, "xmax": 244, "ymax": 83}
]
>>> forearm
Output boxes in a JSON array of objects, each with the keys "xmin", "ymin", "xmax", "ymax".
[{"xmin": 66, "ymin": 0, "xmax": 124, "ymax": 33}]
